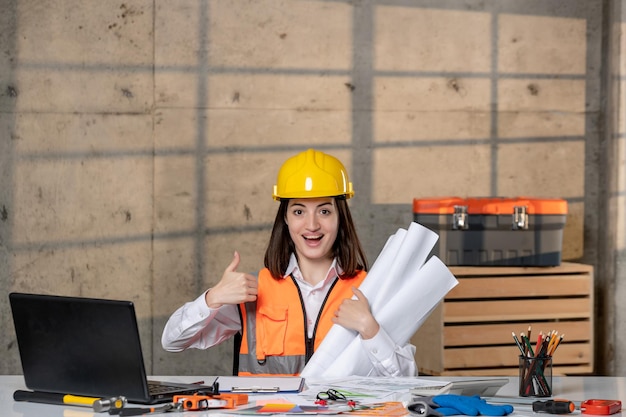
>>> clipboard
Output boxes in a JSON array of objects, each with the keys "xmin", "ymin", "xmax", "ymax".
[{"xmin": 216, "ymin": 376, "xmax": 306, "ymax": 393}]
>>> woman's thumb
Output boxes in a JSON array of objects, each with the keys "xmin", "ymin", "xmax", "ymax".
[{"xmin": 225, "ymin": 251, "xmax": 240, "ymax": 272}]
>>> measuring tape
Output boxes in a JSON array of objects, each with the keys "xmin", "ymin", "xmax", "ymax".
[{"xmin": 581, "ymin": 400, "xmax": 622, "ymax": 415}]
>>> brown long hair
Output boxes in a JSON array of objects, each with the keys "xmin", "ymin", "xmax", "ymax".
[{"xmin": 263, "ymin": 198, "xmax": 368, "ymax": 279}]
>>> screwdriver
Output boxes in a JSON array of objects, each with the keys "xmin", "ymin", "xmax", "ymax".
[{"xmin": 532, "ymin": 399, "xmax": 576, "ymax": 414}]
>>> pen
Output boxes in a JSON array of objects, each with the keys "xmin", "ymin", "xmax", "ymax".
[{"xmin": 232, "ymin": 386, "xmax": 280, "ymax": 393}]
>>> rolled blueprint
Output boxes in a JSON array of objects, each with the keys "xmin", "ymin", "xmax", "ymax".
[
  {"xmin": 300, "ymin": 222, "xmax": 457, "ymax": 378},
  {"xmin": 298, "ymin": 227, "xmax": 410, "ymax": 372},
  {"xmin": 310, "ymin": 256, "xmax": 457, "ymax": 377},
  {"xmin": 361, "ymin": 222, "xmax": 439, "ymax": 316}
]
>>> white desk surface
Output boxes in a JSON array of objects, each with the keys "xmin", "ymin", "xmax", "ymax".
[{"xmin": 2, "ymin": 375, "xmax": 625, "ymax": 416}]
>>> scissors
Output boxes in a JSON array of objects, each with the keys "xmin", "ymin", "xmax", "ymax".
[{"xmin": 315, "ymin": 389, "xmax": 356, "ymax": 408}]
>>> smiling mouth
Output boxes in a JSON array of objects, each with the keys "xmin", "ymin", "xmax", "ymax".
[{"xmin": 304, "ymin": 235, "xmax": 323, "ymax": 241}]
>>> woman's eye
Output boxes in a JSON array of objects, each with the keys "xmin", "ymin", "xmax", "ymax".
[{"xmin": 293, "ymin": 209, "xmax": 303, "ymax": 215}]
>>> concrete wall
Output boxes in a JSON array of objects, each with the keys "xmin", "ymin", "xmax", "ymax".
[
  {"xmin": 613, "ymin": 0, "xmax": 626, "ymax": 376},
  {"xmin": 0, "ymin": 0, "xmax": 620, "ymax": 376}
]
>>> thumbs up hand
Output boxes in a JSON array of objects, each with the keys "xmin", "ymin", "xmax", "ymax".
[{"xmin": 205, "ymin": 251, "xmax": 258, "ymax": 308}]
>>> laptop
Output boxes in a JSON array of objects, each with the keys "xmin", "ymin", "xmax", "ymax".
[{"xmin": 9, "ymin": 292, "xmax": 217, "ymax": 404}]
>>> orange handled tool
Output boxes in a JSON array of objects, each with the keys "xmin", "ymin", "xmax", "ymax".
[
  {"xmin": 173, "ymin": 392, "xmax": 248, "ymax": 410},
  {"xmin": 581, "ymin": 400, "xmax": 622, "ymax": 415}
]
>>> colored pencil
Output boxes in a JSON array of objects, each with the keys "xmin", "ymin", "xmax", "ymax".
[{"xmin": 512, "ymin": 332, "xmax": 525, "ymax": 355}]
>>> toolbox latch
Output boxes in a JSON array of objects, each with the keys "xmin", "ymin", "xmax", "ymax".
[
  {"xmin": 453, "ymin": 205, "xmax": 469, "ymax": 230},
  {"xmin": 513, "ymin": 206, "xmax": 528, "ymax": 230}
]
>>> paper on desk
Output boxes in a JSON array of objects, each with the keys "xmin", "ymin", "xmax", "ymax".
[
  {"xmin": 300, "ymin": 376, "xmax": 451, "ymax": 404},
  {"xmin": 300, "ymin": 222, "xmax": 458, "ymax": 378}
]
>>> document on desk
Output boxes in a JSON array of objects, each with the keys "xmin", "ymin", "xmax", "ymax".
[
  {"xmin": 216, "ymin": 376, "xmax": 305, "ymax": 393},
  {"xmin": 301, "ymin": 222, "xmax": 459, "ymax": 378},
  {"xmin": 301, "ymin": 376, "xmax": 453, "ymax": 402}
]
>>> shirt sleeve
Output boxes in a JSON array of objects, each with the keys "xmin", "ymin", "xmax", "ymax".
[
  {"xmin": 359, "ymin": 326, "xmax": 418, "ymax": 376},
  {"xmin": 161, "ymin": 291, "xmax": 242, "ymax": 352}
]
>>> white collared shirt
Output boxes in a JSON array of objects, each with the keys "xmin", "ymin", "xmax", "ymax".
[{"xmin": 283, "ymin": 254, "xmax": 340, "ymax": 338}]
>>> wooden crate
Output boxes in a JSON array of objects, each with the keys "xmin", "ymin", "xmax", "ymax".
[{"xmin": 412, "ymin": 262, "xmax": 594, "ymax": 376}]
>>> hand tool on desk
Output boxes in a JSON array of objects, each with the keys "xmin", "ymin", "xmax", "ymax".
[
  {"xmin": 93, "ymin": 396, "xmax": 128, "ymax": 413},
  {"xmin": 13, "ymin": 389, "xmax": 127, "ymax": 412},
  {"xmin": 511, "ymin": 398, "xmax": 621, "ymax": 415},
  {"xmin": 115, "ymin": 392, "xmax": 248, "ymax": 415},
  {"xmin": 580, "ymin": 399, "xmax": 622, "ymax": 415},
  {"xmin": 117, "ymin": 402, "xmax": 180, "ymax": 416},
  {"xmin": 532, "ymin": 399, "xmax": 576, "ymax": 414},
  {"xmin": 173, "ymin": 392, "xmax": 248, "ymax": 410}
]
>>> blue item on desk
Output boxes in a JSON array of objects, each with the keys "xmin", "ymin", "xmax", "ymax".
[{"xmin": 408, "ymin": 395, "xmax": 514, "ymax": 416}]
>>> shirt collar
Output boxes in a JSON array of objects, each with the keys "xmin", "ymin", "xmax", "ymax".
[{"xmin": 283, "ymin": 253, "xmax": 343, "ymax": 281}]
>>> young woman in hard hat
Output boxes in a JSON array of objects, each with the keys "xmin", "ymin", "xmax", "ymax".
[{"xmin": 162, "ymin": 149, "xmax": 417, "ymax": 376}]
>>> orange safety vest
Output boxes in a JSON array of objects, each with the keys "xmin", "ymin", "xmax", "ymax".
[{"xmin": 237, "ymin": 268, "xmax": 367, "ymax": 376}]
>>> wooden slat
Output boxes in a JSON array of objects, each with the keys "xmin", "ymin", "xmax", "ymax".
[
  {"xmin": 443, "ymin": 320, "xmax": 591, "ymax": 346},
  {"xmin": 446, "ymin": 275, "xmax": 591, "ymax": 299},
  {"xmin": 449, "ymin": 262, "xmax": 593, "ymax": 278},
  {"xmin": 442, "ymin": 343, "xmax": 591, "ymax": 369},
  {"xmin": 413, "ymin": 263, "xmax": 594, "ymax": 376},
  {"xmin": 427, "ymin": 364, "xmax": 594, "ymax": 376},
  {"xmin": 444, "ymin": 298, "xmax": 591, "ymax": 322}
]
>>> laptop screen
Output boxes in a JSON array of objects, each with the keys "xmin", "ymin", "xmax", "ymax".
[{"xmin": 9, "ymin": 292, "xmax": 151, "ymax": 401}]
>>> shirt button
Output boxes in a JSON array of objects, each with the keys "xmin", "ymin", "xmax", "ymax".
[{"xmin": 372, "ymin": 348, "xmax": 378, "ymax": 354}]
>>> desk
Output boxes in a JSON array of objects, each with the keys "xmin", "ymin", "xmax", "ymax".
[{"xmin": 1, "ymin": 375, "xmax": 625, "ymax": 416}]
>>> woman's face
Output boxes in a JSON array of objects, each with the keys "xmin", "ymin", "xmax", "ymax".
[{"xmin": 285, "ymin": 197, "xmax": 339, "ymax": 263}]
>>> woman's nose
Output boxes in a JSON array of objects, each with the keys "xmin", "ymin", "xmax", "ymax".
[{"xmin": 306, "ymin": 213, "xmax": 320, "ymax": 229}]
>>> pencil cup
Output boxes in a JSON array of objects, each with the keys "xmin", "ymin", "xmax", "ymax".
[{"xmin": 518, "ymin": 355, "xmax": 552, "ymax": 397}]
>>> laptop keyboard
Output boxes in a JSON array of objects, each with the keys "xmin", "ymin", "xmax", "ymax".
[{"xmin": 148, "ymin": 382, "xmax": 187, "ymax": 395}]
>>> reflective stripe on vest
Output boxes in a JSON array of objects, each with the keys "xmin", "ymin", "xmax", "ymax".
[{"xmin": 238, "ymin": 268, "xmax": 367, "ymax": 375}]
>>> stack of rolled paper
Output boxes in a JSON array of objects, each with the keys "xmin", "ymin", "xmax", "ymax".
[{"xmin": 301, "ymin": 222, "xmax": 458, "ymax": 378}]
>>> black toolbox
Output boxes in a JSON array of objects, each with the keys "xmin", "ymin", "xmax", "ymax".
[{"xmin": 413, "ymin": 197, "xmax": 568, "ymax": 266}]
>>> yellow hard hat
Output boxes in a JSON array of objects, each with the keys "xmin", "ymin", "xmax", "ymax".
[{"xmin": 273, "ymin": 149, "xmax": 354, "ymax": 200}]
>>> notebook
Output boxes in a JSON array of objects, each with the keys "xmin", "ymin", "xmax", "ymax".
[{"xmin": 9, "ymin": 292, "xmax": 216, "ymax": 404}]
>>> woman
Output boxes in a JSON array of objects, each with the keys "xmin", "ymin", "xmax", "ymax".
[{"xmin": 161, "ymin": 149, "xmax": 417, "ymax": 376}]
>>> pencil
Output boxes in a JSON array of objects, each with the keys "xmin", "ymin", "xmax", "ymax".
[
  {"xmin": 549, "ymin": 334, "xmax": 564, "ymax": 355},
  {"xmin": 512, "ymin": 332, "xmax": 525, "ymax": 355},
  {"xmin": 537, "ymin": 335, "xmax": 549, "ymax": 357},
  {"xmin": 521, "ymin": 332, "xmax": 535, "ymax": 357},
  {"xmin": 547, "ymin": 333, "xmax": 558, "ymax": 353}
]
